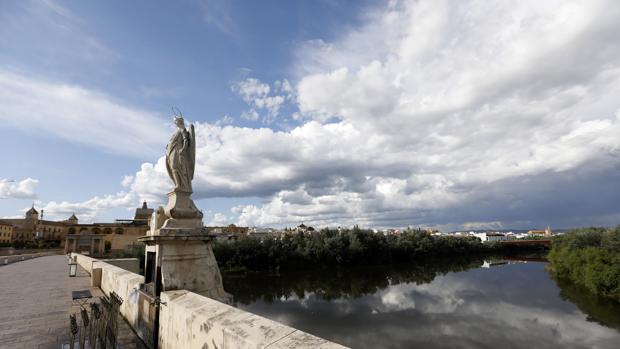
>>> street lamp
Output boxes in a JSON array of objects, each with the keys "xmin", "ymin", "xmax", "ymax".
[{"xmin": 69, "ymin": 261, "xmax": 77, "ymax": 277}]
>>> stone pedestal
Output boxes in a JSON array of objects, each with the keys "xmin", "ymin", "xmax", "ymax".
[
  {"xmin": 140, "ymin": 233, "xmax": 230, "ymax": 303},
  {"xmin": 159, "ymin": 190, "xmax": 203, "ymax": 230}
]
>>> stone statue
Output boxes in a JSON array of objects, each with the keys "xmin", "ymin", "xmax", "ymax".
[
  {"xmin": 166, "ymin": 116, "xmax": 195, "ymax": 193},
  {"xmin": 155, "ymin": 114, "xmax": 203, "ymax": 230},
  {"xmin": 141, "ymin": 111, "xmax": 230, "ymax": 304}
]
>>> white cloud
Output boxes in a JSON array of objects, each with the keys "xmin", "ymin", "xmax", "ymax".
[
  {"xmin": 233, "ymin": 78, "xmax": 291, "ymax": 123},
  {"xmin": 0, "ymin": 178, "xmax": 39, "ymax": 199},
  {"xmin": 0, "ymin": 69, "xmax": 169, "ymax": 158},
  {"xmin": 209, "ymin": 212, "xmax": 230, "ymax": 226},
  {"xmin": 215, "ymin": 114, "xmax": 234, "ymax": 126},
  {"xmin": 37, "ymin": 191, "xmax": 136, "ymax": 222},
  {"xmin": 32, "ymin": 0, "xmax": 620, "ymax": 228}
]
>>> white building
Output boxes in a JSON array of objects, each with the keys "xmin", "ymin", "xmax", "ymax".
[{"xmin": 473, "ymin": 232, "xmax": 507, "ymax": 242}]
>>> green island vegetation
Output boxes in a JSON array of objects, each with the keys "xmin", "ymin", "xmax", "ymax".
[
  {"xmin": 547, "ymin": 226, "xmax": 620, "ymax": 301},
  {"xmin": 548, "ymin": 226, "xmax": 620, "ymax": 302},
  {"xmin": 212, "ymin": 227, "xmax": 544, "ymax": 272}
]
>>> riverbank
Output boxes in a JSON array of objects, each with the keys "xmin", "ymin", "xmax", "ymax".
[
  {"xmin": 212, "ymin": 229, "xmax": 547, "ymax": 272},
  {"xmin": 548, "ymin": 226, "xmax": 620, "ymax": 302}
]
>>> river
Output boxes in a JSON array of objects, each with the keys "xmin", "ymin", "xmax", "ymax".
[{"xmin": 223, "ymin": 256, "xmax": 620, "ymax": 349}]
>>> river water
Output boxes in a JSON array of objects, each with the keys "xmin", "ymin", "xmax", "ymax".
[{"xmin": 223, "ymin": 256, "xmax": 620, "ymax": 349}]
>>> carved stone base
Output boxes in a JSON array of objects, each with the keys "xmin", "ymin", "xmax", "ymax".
[
  {"xmin": 141, "ymin": 234, "xmax": 231, "ymax": 303},
  {"xmin": 156, "ymin": 189, "xmax": 204, "ymax": 233},
  {"xmin": 164, "ymin": 189, "xmax": 203, "ymax": 219}
]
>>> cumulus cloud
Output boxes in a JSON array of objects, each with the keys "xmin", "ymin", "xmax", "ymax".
[
  {"xmin": 50, "ymin": 0, "xmax": 620, "ymax": 228},
  {"xmin": 233, "ymin": 78, "xmax": 293, "ymax": 123},
  {"xmin": 209, "ymin": 212, "xmax": 230, "ymax": 226},
  {"xmin": 232, "ymin": 0, "xmax": 620, "ymax": 228},
  {"xmin": 36, "ymin": 191, "xmax": 136, "ymax": 222},
  {"xmin": 0, "ymin": 178, "xmax": 39, "ymax": 199},
  {"xmin": 0, "ymin": 69, "xmax": 169, "ymax": 158}
]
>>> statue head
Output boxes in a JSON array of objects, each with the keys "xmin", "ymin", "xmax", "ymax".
[{"xmin": 174, "ymin": 115, "xmax": 185, "ymax": 128}]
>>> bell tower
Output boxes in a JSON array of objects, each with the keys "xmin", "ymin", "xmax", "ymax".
[{"xmin": 25, "ymin": 204, "xmax": 39, "ymax": 227}]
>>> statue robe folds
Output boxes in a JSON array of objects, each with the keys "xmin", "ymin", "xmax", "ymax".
[
  {"xmin": 166, "ymin": 125, "xmax": 195, "ymax": 193},
  {"xmin": 159, "ymin": 122, "xmax": 203, "ymax": 228}
]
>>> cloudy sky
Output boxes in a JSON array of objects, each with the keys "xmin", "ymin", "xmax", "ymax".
[{"xmin": 1, "ymin": 0, "xmax": 619, "ymax": 230}]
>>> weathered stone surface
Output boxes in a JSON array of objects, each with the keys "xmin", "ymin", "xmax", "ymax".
[
  {"xmin": 101, "ymin": 257, "xmax": 140, "ymax": 274},
  {"xmin": 158, "ymin": 290, "xmax": 350, "ymax": 349},
  {"xmin": 162, "ymin": 190, "xmax": 203, "ymax": 225},
  {"xmin": 72, "ymin": 252, "xmax": 145, "ymax": 330},
  {"xmin": 0, "ymin": 251, "xmax": 57, "ymax": 266},
  {"xmin": 266, "ymin": 331, "xmax": 350, "ymax": 349},
  {"xmin": 155, "ymin": 239, "xmax": 230, "ymax": 303},
  {"xmin": 0, "ymin": 255, "xmax": 145, "ymax": 349}
]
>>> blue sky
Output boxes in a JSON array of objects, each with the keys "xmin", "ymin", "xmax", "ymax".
[
  {"xmin": 0, "ymin": 0, "xmax": 371, "ymax": 221},
  {"xmin": 1, "ymin": 0, "xmax": 620, "ymax": 230}
]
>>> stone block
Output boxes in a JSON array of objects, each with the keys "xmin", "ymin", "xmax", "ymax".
[
  {"xmin": 266, "ymin": 331, "xmax": 349, "ymax": 349},
  {"xmin": 91, "ymin": 268, "xmax": 102, "ymax": 287}
]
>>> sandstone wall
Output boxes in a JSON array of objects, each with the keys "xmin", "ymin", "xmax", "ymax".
[
  {"xmin": 102, "ymin": 258, "xmax": 141, "ymax": 274},
  {"xmin": 1, "ymin": 251, "xmax": 59, "ymax": 265},
  {"xmin": 71, "ymin": 253, "xmax": 144, "ymax": 329},
  {"xmin": 71, "ymin": 253, "xmax": 349, "ymax": 349},
  {"xmin": 159, "ymin": 290, "xmax": 348, "ymax": 349}
]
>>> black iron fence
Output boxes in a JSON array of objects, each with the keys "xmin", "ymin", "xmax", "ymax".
[{"xmin": 66, "ymin": 292, "xmax": 123, "ymax": 349}]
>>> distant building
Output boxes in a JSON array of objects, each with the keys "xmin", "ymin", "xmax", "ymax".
[
  {"xmin": 133, "ymin": 201, "xmax": 154, "ymax": 222},
  {"xmin": 0, "ymin": 202, "xmax": 153, "ymax": 255},
  {"xmin": 473, "ymin": 232, "xmax": 507, "ymax": 242},
  {"xmin": 293, "ymin": 223, "xmax": 315, "ymax": 234},
  {"xmin": 527, "ymin": 226, "xmax": 553, "ymax": 237},
  {"xmin": 0, "ymin": 220, "xmax": 14, "ymax": 244},
  {"xmin": 247, "ymin": 227, "xmax": 278, "ymax": 240},
  {"xmin": 207, "ymin": 224, "xmax": 249, "ymax": 240}
]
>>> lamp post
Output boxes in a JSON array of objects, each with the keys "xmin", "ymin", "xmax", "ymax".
[{"xmin": 69, "ymin": 261, "xmax": 77, "ymax": 277}]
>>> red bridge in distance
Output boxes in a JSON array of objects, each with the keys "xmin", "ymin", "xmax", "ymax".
[{"xmin": 500, "ymin": 239, "xmax": 551, "ymax": 247}]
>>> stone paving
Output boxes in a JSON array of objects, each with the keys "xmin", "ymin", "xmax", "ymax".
[{"xmin": 0, "ymin": 255, "xmax": 146, "ymax": 349}]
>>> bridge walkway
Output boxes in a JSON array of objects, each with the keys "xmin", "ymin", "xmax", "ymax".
[{"xmin": 0, "ymin": 254, "xmax": 145, "ymax": 349}]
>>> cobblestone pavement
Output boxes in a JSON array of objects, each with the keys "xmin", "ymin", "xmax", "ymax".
[{"xmin": 0, "ymin": 255, "xmax": 146, "ymax": 349}]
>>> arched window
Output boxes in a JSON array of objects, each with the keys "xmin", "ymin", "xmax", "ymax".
[{"xmin": 115, "ymin": 228, "xmax": 124, "ymax": 235}]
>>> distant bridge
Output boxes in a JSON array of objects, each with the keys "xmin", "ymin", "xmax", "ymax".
[
  {"xmin": 499, "ymin": 239, "xmax": 551, "ymax": 247},
  {"xmin": 503, "ymin": 255, "xmax": 548, "ymax": 263}
]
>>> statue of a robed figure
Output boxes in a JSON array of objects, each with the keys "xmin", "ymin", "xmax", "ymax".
[
  {"xmin": 140, "ymin": 111, "xmax": 230, "ymax": 304},
  {"xmin": 166, "ymin": 116, "xmax": 195, "ymax": 193},
  {"xmin": 149, "ymin": 115, "xmax": 204, "ymax": 230}
]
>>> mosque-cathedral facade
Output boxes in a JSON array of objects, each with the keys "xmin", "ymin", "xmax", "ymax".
[{"xmin": 0, "ymin": 202, "xmax": 153, "ymax": 256}]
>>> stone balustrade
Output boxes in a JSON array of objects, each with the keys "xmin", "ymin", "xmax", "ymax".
[
  {"xmin": 70, "ymin": 253, "xmax": 349, "ymax": 349},
  {"xmin": 71, "ymin": 253, "xmax": 144, "ymax": 330},
  {"xmin": 1, "ymin": 251, "xmax": 59, "ymax": 266},
  {"xmin": 160, "ymin": 290, "xmax": 348, "ymax": 349}
]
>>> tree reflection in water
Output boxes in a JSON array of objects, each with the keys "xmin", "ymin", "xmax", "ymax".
[
  {"xmin": 224, "ymin": 255, "xmax": 490, "ymax": 305},
  {"xmin": 223, "ymin": 256, "xmax": 620, "ymax": 348},
  {"xmin": 552, "ymin": 276, "xmax": 620, "ymax": 331}
]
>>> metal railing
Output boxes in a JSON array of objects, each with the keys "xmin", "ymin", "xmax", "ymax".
[{"xmin": 66, "ymin": 292, "xmax": 124, "ymax": 349}]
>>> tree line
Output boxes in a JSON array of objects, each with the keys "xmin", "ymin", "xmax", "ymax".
[
  {"xmin": 212, "ymin": 227, "xmax": 541, "ymax": 271},
  {"xmin": 548, "ymin": 226, "xmax": 620, "ymax": 302}
]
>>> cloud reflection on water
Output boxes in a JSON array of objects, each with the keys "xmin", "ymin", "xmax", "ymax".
[{"xmin": 233, "ymin": 263, "xmax": 620, "ymax": 349}]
